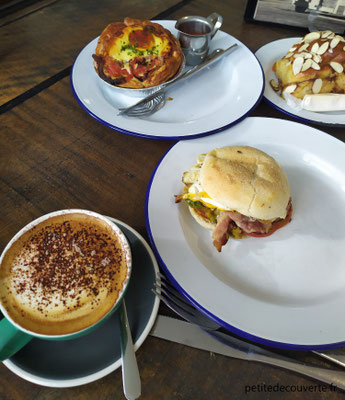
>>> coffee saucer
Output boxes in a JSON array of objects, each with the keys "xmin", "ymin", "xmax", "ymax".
[{"xmin": 1, "ymin": 218, "xmax": 160, "ymax": 387}]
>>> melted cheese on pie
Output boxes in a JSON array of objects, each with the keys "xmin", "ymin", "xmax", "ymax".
[{"xmin": 108, "ymin": 27, "xmax": 170, "ymax": 64}]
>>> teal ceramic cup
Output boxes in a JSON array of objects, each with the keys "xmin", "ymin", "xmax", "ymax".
[{"xmin": 0, "ymin": 209, "xmax": 132, "ymax": 361}]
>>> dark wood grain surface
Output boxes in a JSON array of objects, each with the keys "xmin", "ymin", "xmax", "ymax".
[{"xmin": 1, "ymin": 0, "xmax": 345, "ymax": 399}]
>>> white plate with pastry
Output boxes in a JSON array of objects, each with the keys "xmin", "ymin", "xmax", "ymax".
[
  {"xmin": 71, "ymin": 20, "xmax": 264, "ymax": 140},
  {"xmin": 146, "ymin": 116, "xmax": 345, "ymax": 349},
  {"xmin": 256, "ymin": 34, "xmax": 345, "ymax": 127}
]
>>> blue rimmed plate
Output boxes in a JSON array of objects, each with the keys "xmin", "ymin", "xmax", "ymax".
[
  {"xmin": 145, "ymin": 116, "xmax": 345, "ymax": 350},
  {"xmin": 2, "ymin": 218, "xmax": 159, "ymax": 387},
  {"xmin": 256, "ymin": 37, "xmax": 345, "ymax": 127},
  {"xmin": 71, "ymin": 20, "xmax": 264, "ymax": 140}
]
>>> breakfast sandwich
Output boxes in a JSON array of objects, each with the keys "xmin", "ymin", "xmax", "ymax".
[
  {"xmin": 175, "ymin": 146, "xmax": 292, "ymax": 252},
  {"xmin": 272, "ymin": 30, "xmax": 345, "ymax": 99},
  {"xmin": 92, "ymin": 17, "xmax": 184, "ymax": 88}
]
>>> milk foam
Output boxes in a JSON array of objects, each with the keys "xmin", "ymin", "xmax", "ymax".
[{"xmin": 0, "ymin": 212, "xmax": 130, "ymax": 335}]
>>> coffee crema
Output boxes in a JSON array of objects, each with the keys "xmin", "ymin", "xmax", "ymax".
[{"xmin": 0, "ymin": 213, "xmax": 130, "ymax": 336}]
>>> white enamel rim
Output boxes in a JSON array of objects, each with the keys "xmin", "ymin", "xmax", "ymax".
[
  {"xmin": 255, "ymin": 37, "xmax": 345, "ymax": 127},
  {"xmin": 146, "ymin": 116, "xmax": 345, "ymax": 349},
  {"xmin": 70, "ymin": 20, "xmax": 264, "ymax": 139},
  {"xmin": 2, "ymin": 217, "xmax": 160, "ymax": 387},
  {"xmin": 0, "ymin": 209, "xmax": 131, "ymax": 339}
]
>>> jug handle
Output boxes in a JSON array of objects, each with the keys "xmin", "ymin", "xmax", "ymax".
[{"xmin": 207, "ymin": 13, "xmax": 223, "ymax": 39}]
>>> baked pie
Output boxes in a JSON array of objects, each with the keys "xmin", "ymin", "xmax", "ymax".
[
  {"xmin": 92, "ymin": 18, "xmax": 184, "ymax": 89},
  {"xmin": 273, "ymin": 30, "xmax": 345, "ymax": 99}
]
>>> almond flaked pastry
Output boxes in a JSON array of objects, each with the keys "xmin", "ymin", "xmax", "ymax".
[
  {"xmin": 313, "ymin": 54, "xmax": 321, "ymax": 63},
  {"xmin": 273, "ymin": 30, "xmax": 345, "ymax": 100},
  {"xmin": 330, "ymin": 37, "xmax": 340, "ymax": 49},
  {"xmin": 304, "ymin": 31, "xmax": 321, "ymax": 42},
  {"xmin": 321, "ymin": 30, "xmax": 332, "ymax": 38},
  {"xmin": 300, "ymin": 52, "xmax": 312, "ymax": 59},
  {"xmin": 284, "ymin": 84, "xmax": 297, "ymax": 94},
  {"xmin": 312, "ymin": 78, "xmax": 322, "ymax": 94},
  {"xmin": 293, "ymin": 57, "xmax": 304, "ymax": 75},
  {"xmin": 298, "ymin": 43, "xmax": 309, "ymax": 52},
  {"xmin": 302, "ymin": 59, "xmax": 313, "ymax": 71},
  {"xmin": 311, "ymin": 60, "xmax": 321, "ymax": 70},
  {"xmin": 311, "ymin": 42, "xmax": 319, "ymax": 53},
  {"xmin": 317, "ymin": 41, "xmax": 329, "ymax": 55},
  {"xmin": 330, "ymin": 61, "xmax": 343, "ymax": 73}
]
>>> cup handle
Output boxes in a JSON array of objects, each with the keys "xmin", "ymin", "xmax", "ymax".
[
  {"xmin": 207, "ymin": 12, "xmax": 223, "ymax": 39},
  {"xmin": 0, "ymin": 317, "xmax": 32, "ymax": 361}
]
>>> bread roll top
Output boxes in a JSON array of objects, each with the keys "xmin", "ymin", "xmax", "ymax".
[{"xmin": 200, "ymin": 146, "xmax": 290, "ymax": 220}]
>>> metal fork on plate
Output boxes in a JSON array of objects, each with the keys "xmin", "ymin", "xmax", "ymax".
[
  {"xmin": 152, "ymin": 272, "xmax": 345, "ymax": 390},
  {"xmin": 153, "ymin": 272, "xmax": 220, "ymax": 330}
]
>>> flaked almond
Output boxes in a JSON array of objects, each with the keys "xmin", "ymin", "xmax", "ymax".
[
  {"xmin": 330, "ymin": 61, "xmax": 343, "ymax": 73},
  {"xmin": 311, "ymin": 42, "xmax": 319, "ymax": 53},
  {"xmin": 311, "ymin": 61, "xmax": 321, "ymax": 70},
  {"xmin": 289, "ymin": 46, "xmax": 297, "ymax": 52},
  {"xmin": 285, "ymin": 52, "xmax": 294, "ymax": 58},
  {"xmin": 317, "ymin": 41, "xmax": 329, "ymax": 55},
  {"xmin": 330, "ymin": 37, "xmax": 340, "ymax": 49},
  {"xmin": 313, "ymin": 54, "xmax": 321, "ymax": 63},
  {"xmin": 293, "ymin": 56, "xmax": 304, "ymax": 75},
  {"xmin": 304, "ymin": 31, "xmax": 321, "ymax": 42},
  {"xmin": 293, "ymin": 53, "xmax": 304, "ymax": 58},
  {"xmin": 321, "ymin": 30, "xmax": 332, "ymax": 38},
  {"xmin": 270, "ymin": 79, "xmax": 280, "ymax": 91},
  {"xmin": 329, "ymin": 48, "xmax": 333, "ymax": 53},
  {"xmin": 301, "ymin": 58, "xmax": 313, "ymax": 71},
  {"xmin": 301, "ymin": 52, "xmax": 312, "ymax": 59},
  {"xmin": 336, "ymin": 35, "xmax": 345, "ymax": 42},
  {"xmin": 298, "ymin": 43, "xmax": 309, "ymax": 52},
  {"xmin": 284, "ymin": 84, "xmax": 297, "ymax": 94},
  {"xmin": 343, "ymin": 46, "xmax": 345, "ymax": 51},
  {"xmin": 312, "ymin": 78, "xmax": 322, "ymax": 94}
]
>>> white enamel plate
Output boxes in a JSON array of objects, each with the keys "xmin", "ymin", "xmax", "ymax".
[
  {"xmin": 71, "ymin": 21, "xmax": 264, "ymax": 139},
  {"xmin": 256, "ymin": 38, "xmax": 345, "ymax": 127},
  {"xmin": 146, "ymin": 116, "xmax": 345, "ymax": 349}
]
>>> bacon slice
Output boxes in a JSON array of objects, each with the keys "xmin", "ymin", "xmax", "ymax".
[
  {"xmin": 129, "ymin": 56, "xmax": 163, "ymax": 81},
  {"xmin": 225, "ymin": 211, "xmax": 272, "ymax": 234},
  {"xmin": 212, "ymin": 213, "xmax": 235, "ymax": 252},
  {"xmin": 212, "ymin": 211, "xmax": 274, "ymax": 252},
  {"xmin": 92, "ymin": 55, "xmax": 133, "ymax": 85}
]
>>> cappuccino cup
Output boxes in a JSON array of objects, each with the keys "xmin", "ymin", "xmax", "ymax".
[
  {"xmin": 175, "ymin": 13, "xmax": 223, "ymax": 65},
  {"xmin": 0, "ymin": 209, "xmax": 131, "ymax": 361}
]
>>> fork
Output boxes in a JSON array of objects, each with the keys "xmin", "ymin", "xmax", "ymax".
[
  {"xmin": 152, "ymin": 272, "xmax": 345, "ymax": 390},
  {"xmin": 153, "ymin": 272, "xmax": 220, "ymax": 331},
  {"xmin": 118, "ymin": 44, "xmax": 238, "ymax": 117}
]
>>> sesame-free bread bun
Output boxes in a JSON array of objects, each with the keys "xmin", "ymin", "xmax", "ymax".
[
  {"xmin": 200, "ymin": 146, "xmax": 290, "ymax": 221},
  {"xmin": 188, "ymin": 206, "xmax": 216, "ymax": 231}
]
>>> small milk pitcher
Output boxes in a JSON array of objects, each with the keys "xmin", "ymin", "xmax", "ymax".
[{"xmin": 175, "ymin": 12, "xmax": 223, "ymax": 66}]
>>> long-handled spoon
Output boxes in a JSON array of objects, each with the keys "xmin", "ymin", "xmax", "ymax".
[{"xmin": 118, "ymin": 300, "xmax": 141, "ymax": 399}]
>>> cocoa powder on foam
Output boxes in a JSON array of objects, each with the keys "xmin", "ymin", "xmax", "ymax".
[{"xmin": 0, "ymin": 213, "xmax": 129, "ymax": 335}]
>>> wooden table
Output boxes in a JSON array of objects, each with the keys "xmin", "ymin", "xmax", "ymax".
[{"xmin": 1, "ymin": 0, "xmax": 345, "ymax": 398}]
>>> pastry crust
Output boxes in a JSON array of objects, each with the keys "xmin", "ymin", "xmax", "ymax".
[
  {"xmin": 273, "ymin": 31, "xmax": 345, "ymax": 99},
  {"xmin": 92, "ymin": 17, "xmax": 184, "ymax": 88}
]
